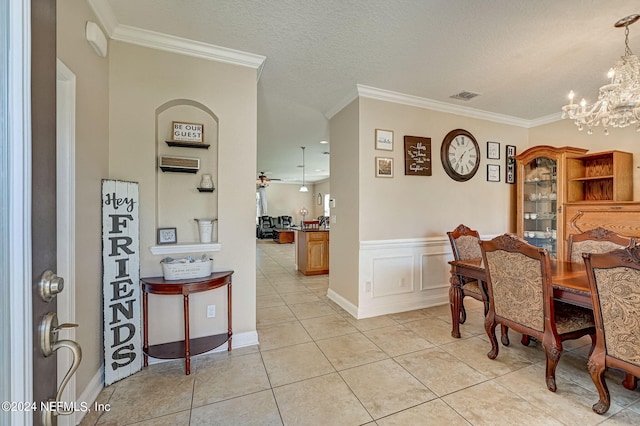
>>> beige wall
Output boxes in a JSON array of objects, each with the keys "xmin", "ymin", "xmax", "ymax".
[
  {"xmin": 109, "ymin": 42, "xmax": 258, "ymax": 345},
  {"xmin": 358, "ymin": 97, "xmax": 529, "ymax": 240},
  {"xmin": 312, "ymin": 179, "xmax": 331, "ymax": 218},
  {"xmin": 529, "ymin": 120, "xmax": 640, "ymax": 200},
  {"xmin": 260, "ymin": 183, "xmax": 316, "ymax": 224},
  {"xmin": 328, "ymin": 100, "xmax": 361, "ymax": 305},
  {"xmin": 57, "ymin": 0, "xmax": 110, "ymax": 394}
]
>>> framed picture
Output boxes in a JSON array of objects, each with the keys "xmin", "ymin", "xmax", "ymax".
[
  {"xmin": 375, "ymin": 129, "xmax": 394, "ymax": 151},
  {"xmin": 157, "ymin": 227, "xmax": 177, "ymax": 244},
  {"xmin": 375, "ymin": 157, "xmax": 394, "ymax": 178},
  {"xmin": 487, "ymin": 141, "xmax": 500, "ymax": 160},
  {"xmin": 487, "ymin": 164, "xmax": 500, "ymax": 182},
  {"xmin": 506, "ymin": 145, "xmax": 516, "ymax": 184},
  {"xmin": 404, "ymin": 135, "xmax": 432, "ymax": 176},
  {"xmin": 171, "ymin": 121, "xmax": 204, "ymax": 143}
]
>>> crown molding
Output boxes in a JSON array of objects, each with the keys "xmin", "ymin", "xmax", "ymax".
[
  {"xmin": 87, "ymin": 0, "xmax": 118, "ymax": 37},
  {"xmin": 86, "ymin": 0, "xmax": 266, "ymax": 79},
  {"xmin": 528, "ymin": 112, "xmax": 563, "ymax": 128},
  {"xmin": 325, "ymin": 89, "xmax": 359, "ymax": 119},
  {"xmin": 355, "ymin": 84, "xmax": 535, "ymax": 127}
]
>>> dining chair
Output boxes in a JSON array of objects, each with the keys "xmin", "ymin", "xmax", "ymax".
[
  {"xmin": 480, "ymin": 233, "xmax": 596, "ymax": 392},
  {"xmin": 567, "ymin": 227, "xmax": 632, "ymax": 264},
  {"xmin": 583, "ymin": 243, "xmax": 640, "ymax": 414},
  {"xmin": 447, "ymin": 224, "xmax": 487, "ymax": 323}
]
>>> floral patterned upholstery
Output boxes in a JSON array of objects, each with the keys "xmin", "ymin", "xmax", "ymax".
[
  {"xmin": 485, "ymin": 250, "xmax": 544, "ymax": 331},
  {"xmin": 456, "ymin": 235, "xmax": 482, "ymax": 260},
  {"xmin": 570, "ymin": 240, "xmax": 626, "ymax": 264},
  {"xmin": 462, "ymin": 280, "xmax": 482, "ymax": 296},
  {"xmin": 593, "ymin": 266, "xmax": 640, "ymax": 366}
]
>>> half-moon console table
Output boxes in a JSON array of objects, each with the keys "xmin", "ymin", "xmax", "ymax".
[{"xmin": 140, "ymin": 270, "xmax": 233, "ymax": 375}]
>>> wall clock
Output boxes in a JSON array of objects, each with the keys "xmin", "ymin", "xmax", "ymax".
[{"xmin": 440, "ymin": 129, "xmax": 480, "ymax": 182}]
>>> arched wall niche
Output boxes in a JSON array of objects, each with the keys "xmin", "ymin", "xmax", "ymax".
[{"xmin": 155, "ymin": 99, "xmax": 219, "ymax": 243}]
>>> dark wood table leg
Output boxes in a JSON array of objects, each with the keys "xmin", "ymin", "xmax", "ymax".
[
  {"xmin": 142, "ymin": 289, "xmax": 148, "ymax": 367},
  {"xmin": 449, "ymin": 268, "xmax": 463, "ymax": 338},
  {"xmin": 623, "ymin": 373, "xmax": 638, "ymax": 390},
  {"xmin": 183, "ymin": 289, "xmax": 191, "ymax": 375}
]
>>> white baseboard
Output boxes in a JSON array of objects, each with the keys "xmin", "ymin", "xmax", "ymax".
[{"xmin": 327, "ymin": 288, "xmax": 358, "ymax": 317}]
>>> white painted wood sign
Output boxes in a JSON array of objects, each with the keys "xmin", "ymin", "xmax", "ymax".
[{"xmin": 101, "ymin": 179, "xmax": 142, "ymax": 385}]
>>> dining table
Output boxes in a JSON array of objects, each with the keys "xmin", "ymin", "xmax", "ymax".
[{"xmin": 448, "ymin": 257, "xmax": 590, "ymax": 339}]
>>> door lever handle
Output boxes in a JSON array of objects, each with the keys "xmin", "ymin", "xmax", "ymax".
[{"xmin": 39, "ymin": 312, "xmax": 83, "ymax": 424}]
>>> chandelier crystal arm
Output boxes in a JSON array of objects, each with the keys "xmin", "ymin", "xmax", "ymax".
[{"xmin": 561, "ymin": 14, "xmax": 640, "ymax": 134}]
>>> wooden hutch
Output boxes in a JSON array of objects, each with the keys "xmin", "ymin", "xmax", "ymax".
[{"xmin": 515, "ymin": 146, "xmax": 638, "ymax": 259}]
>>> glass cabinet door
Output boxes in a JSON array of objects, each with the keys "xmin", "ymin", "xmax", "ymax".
[{"xmin": 522, "ymin": 156, "xmax": 558, "ymax": 258}]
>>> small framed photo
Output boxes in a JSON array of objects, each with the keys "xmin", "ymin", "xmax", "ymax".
[
  {"xmin": 487, "ymin": 141, "xmax": 500, "ymax": 160},
  {"xmin": 375, "ymin": 129, "xmax": 394, "ymax": 151},
  {"xmin": 487, "ymin": 164, "xmax": 500, "ymax": 182},
  {"xmin": 375, "ymin": 157, "xmax": 394, "ymax": 178},
  {"xmin": 157, "ymin": 227, "xmax": 177, "ymax": 244},
  {"xmin": 172, "ymin": 121, "xmax": 204, "ymax": 143}
]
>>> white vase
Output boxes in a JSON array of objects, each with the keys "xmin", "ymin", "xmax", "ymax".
[
  {"xmin": 196, "ymin": 218, "xmax": 214, "ymax": 243},
  {"xmin": 200, "ymin": 174, "xmax": 213, "ymax": 189}
]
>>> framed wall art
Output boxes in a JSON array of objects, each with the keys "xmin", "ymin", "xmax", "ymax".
[
  {"xmin": 375, "ymin": 157, "xmax": 394, "ymax": 178},
  {"xmin": 404, "ymin": 136, "xmax": 432, "ymax": 176},
  {"xmin": 487, "ymin": 141, "xmax": 500, "ymax": 160},
  {"xmin": 171, "ymin": 121, "xmax": 204, "ymax": 143},
  {"xmin": 157, "ymin": 227, "xmax": 177, "ymax": 244},
  {"xmin": 375, "ymin": 129, "xmax": 394, "ymax": 151},
  {"xmin": 505, "ymin": 144, "xmax": 516, "ymax": 184},
  {"xmin": 487, "ymin": 164, "xmax": 500, "ymax": 182}
]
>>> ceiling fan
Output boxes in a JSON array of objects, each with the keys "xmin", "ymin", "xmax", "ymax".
[{"xmin": 256, "ymin": 172, "xmax": 281, "ymax": 187}]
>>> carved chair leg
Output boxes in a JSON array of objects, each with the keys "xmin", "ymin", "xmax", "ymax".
[
  {"xmin": 544, "ymin": 343, "xmax": 562, "ymax": 392},
  {"xmin": 486, "ymin": 315, "xmax": 499, "ymax": 359},
  {"xmin": 500, "ymin": 325, "xmax": 509, "ymax": 346},
  {"xmin": 521, "ymin": 335, "xmax": 531, "ymax": 346},
  {"xmin": 587, "ymin": 356, "xmax": 610, "ymax": 415}
]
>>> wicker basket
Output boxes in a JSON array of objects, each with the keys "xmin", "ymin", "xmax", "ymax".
[{"xmin": 161, "ymin": 258, "xmax": 213, "ymax": 280}]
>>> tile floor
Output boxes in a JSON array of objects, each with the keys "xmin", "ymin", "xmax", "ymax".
[{"xmin": 81, "ymin": 240, "xmax": 640, "ymax": 425}]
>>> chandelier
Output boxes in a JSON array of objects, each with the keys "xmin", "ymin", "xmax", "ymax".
[{"xmin": 561, "ymin": 14, "xmax": 640, "ymax": 134}]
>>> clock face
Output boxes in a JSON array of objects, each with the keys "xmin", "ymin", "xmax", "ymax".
[{"xmin": 440, "ymin": 129, "xmax": 480, "ymax": 181}]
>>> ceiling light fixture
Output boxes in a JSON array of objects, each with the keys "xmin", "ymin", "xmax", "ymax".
[
  {"xmin": 562, "ymin": 14, "xmax": 640, "ymax": 134},
  {"xmin": 299, "ymin": 146, "xmax": 309, "ymax": 192}
]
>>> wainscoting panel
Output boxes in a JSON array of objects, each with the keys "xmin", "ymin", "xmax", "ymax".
[{"xmin": 356, "ymin": 237, "xmax": 453, "ymax": 319}]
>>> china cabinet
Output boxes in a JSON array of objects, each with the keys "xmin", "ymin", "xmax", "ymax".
[{"xmin": 515, "ymin": 146, "xmax": 587, "ymax": 258}]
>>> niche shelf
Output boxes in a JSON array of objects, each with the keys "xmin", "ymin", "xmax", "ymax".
[{"xmin": 166, "ymin": 141, "xmax": 210, "ymax": 149}]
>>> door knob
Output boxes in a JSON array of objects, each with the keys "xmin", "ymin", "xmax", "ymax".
[{"xmin": 38, "ymin": 270, "xmax": 65, "ymax": 302}]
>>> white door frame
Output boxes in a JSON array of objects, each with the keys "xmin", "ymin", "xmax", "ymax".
[
  {"xmin": 7, "ymin": 0, "xmax": 33, "ymax": 424},
  {"xmin": 56, "ymin": 58, "xmax": 77, "ymax": 426}
]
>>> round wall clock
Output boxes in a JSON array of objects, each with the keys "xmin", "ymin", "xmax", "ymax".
[{"xmin": 440, "ymin": 129, "xmax": 480, "ymax": 182}]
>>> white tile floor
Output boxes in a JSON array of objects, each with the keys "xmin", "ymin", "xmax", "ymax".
[{"xmin": 81, "ymin": 240, "xmax": 640, "ymax": 425}]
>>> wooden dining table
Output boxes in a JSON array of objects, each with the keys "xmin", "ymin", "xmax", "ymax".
[{"xmin": 448, "ymin": 257, "xmax": 590, "ymax": 339}]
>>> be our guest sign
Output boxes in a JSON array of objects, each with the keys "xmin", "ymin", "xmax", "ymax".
[
  {"xmin": 172, "ymin": 121, "xmax": 204, "ymax": 143},
  {"xmin": 101, "ymin": 179, "xmax": 142, "ymax": 385}
]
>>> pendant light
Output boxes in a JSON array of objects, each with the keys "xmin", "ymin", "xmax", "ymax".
[{"xmin": 299, "ymin": 146, "xmax": 309, "ymax": 192}]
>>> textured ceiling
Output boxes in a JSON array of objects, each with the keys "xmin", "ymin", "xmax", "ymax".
[{"xmin": 106, "ymin": 0, "xmax": 640, "ymax": 183}]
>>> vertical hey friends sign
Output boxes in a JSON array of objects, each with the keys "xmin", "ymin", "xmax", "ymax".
[{"xmin": 101, "ymin": 179, "xmax": 142, "ymax": 385}]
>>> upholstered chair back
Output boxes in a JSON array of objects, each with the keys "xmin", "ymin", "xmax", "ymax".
[
  {"xmin": 568, "ymin": 227, "xmax": 632, "ymax": 264},
  {"xmin": 448, "ymin": 224, "xmax": 481, "ymax": 261},
  {"xmin": 484, "ymin": 247, "xmax": 544, "ymax": 332}
]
